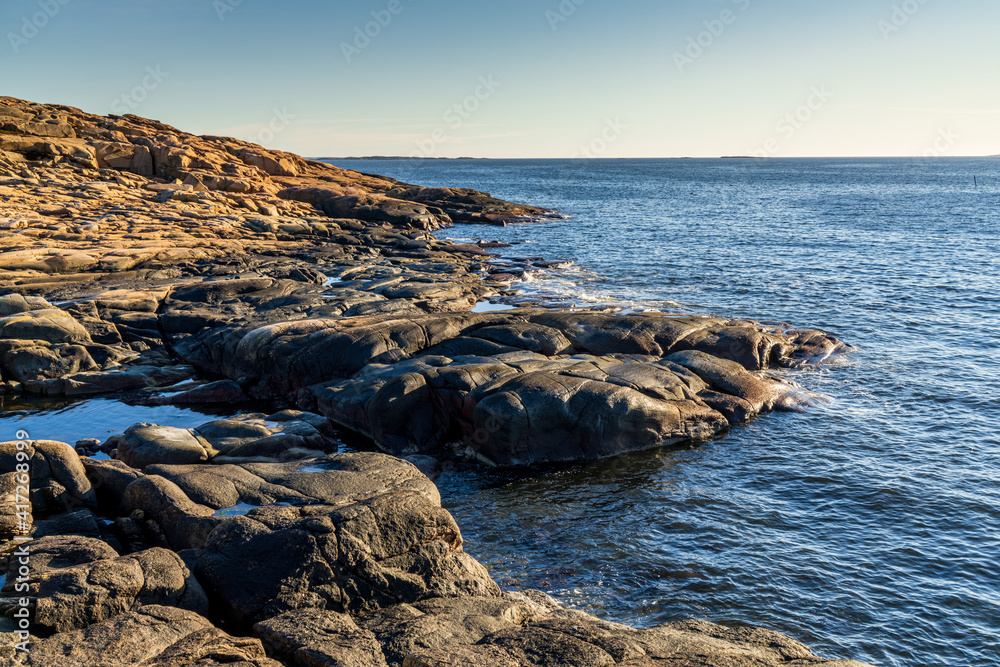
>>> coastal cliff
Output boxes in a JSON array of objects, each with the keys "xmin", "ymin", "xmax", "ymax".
[{"xmin": 0, "ymin": 97, "xmax": 871, "ymax": 666}]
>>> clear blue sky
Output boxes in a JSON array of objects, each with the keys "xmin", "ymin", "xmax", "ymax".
[{"xmin": 2, "ymin": 0, "xmax": 997, "ymax": 158}]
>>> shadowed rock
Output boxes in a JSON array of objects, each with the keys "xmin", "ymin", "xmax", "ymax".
[{"xmin": 0, "ymin": 440, "xmax": 97, "ymax": 531}]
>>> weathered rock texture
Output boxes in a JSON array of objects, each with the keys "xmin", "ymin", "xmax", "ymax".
[
  {"xmin": 0, "ymin": 97, "xmax": 550, "ymax": 399},
  {"xmin": 21, "ymin": 605, "xmax": 281, "ymax": 666},
  {"xmin": 172, "ymin": 310, "xmax": 846, "ymax": 466}
]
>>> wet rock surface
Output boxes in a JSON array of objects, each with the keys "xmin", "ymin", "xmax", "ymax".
[{"xmin": 0, "ymin": 98, "xmax": 869, "ymax": 666}]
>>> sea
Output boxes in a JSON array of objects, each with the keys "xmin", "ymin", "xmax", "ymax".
[
  {"xmin": 3, "ymin": 157, "xmax": 996, "ymax": 667},
  {"xmin": 331, "ymin": 157, "xmax": 1000, "ymax": 667}
]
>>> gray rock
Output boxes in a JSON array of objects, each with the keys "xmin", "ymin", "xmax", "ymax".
[
  {"xmin": 2, "ymin": 536, "xmax": 119, "ymax": 586},
  {"xmin": 175, "ymin": 311, "xmax": 845, "ymax": 466},
  {"xmin": 311, "ymin": 354, "xmax": 730, "ymax": 466},
  {"xmin": 359, "ymin": 595, "xmax": 546, "ymax": 666},
  {"xmin": 255, "ymin": 609, "xmax": 389, "ymax": 667},
  {"xmin": 402, "ymin": 608, "xmax": 877, "ymax": 667},
  {"xmin": 109, "ymin": 423, "xmax": 212, "ymax": 470},
  {"xmin": 30, "ymin": 508, "xmax": 103, "ymax": 540},
  {"xmin": 147, "ymin": 452, "xmax": 441, "ymax": 512},
  {"xmin": 110, "ymin": 453, "xmax": 499, "ymax": 630},
  {"xmin": 0, "ymin": 294, "xmax": 52, "ymax": 316},
  {"xmin": 0, "ymin": 340, "xmax": 98, "ymax": 382},
  {"xmin": 24, "ymin": 605, "xmax": 281, "ymax": 666},
  {"xmin": 24, "ymin": 546, "xmax": 208, "ymax": 633},
  {"xmin": 189, "ymin": 491, "xmax": 498, "ymax": 630}
]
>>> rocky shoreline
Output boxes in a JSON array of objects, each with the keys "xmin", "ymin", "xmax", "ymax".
[{"xmin": 0, "ymin": 97, "xmax": 871, "ymax": 666}]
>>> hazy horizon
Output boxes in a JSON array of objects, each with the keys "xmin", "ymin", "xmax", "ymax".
[
  {"xmin": 3, "ymin": 0, "xmax": 998, "ymax": 159},
  {"xmin": 318, "ymin": 154, "xmax": 1000, "ymax": 160}
]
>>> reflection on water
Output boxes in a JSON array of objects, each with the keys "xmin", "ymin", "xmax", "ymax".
[{"xmin": 0, "ymin": 395, "xmax": 240, "ymax": 444}]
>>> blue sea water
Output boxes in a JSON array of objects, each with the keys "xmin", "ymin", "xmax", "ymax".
[{"xmin": 329, "ymin": 157, "xmax": 1000, "ymax": 667}]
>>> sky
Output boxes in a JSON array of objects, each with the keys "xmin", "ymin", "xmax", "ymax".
[{"xmin": 1, "ymin": 0, "xmax": 998, "ymax": 158}]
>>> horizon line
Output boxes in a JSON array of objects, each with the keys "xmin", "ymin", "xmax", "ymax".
[{"xmin": 314, "ymin": 154, "xmax": 1000, "ymax": 161}]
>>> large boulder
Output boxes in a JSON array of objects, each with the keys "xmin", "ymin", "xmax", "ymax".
[
  {"xmin": 0, "ymin": 340, "xmax": 99, "ymax": 383},
  {"xmin": 191, "ymin": 498, "xmax": 498, "ymax": 631},
  {"xmin": 145, "ymin": 452, "xmax": 441, "ymax": 511},
  {"xmin": 310, "ymin": 353, "xmax": 740, "ymax": 465},
  {"xmin": 28, "ymin": 364, "xmax": 195, "ymax": 398},
  {"xmin": 278, "ymin": 189, "xmax": 447, "ymax": 229},
  {"xmin": 111, "ymin": 454, "xmax": 498, "ymax": 631},
  {"xmin": 81, "ymin": 457, "xmax": 142, "ymax": 515},
  {"xmin": 2, "ymin": 535, "xmax": 118, "ymax": 578},
  {"xmin": 105, "ymin": 415, "xmax": 337, "ymax": 471},
  {"xmin": 118, "ymin": 475, "xmax": 218, "ymax": 551},
  {"xmin": 176, "ymin": 311, "xmax": 845, "ymax": 466},
  {"xmin": 110, "ymin": 423, "xmax": 213, "ymax": 470},
  {"xmin": 0, "ymin": 294, "xmax": 52, "ymax": 316}
]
